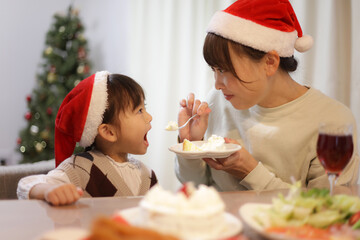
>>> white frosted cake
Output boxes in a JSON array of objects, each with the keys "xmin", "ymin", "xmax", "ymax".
[
  {"xmin": 139, "ymin": 183, "xmax": 227, "ymax": 239},
  {"xmin": 183, "ymin": 134, "xmax": 226, "ymax": 151}
]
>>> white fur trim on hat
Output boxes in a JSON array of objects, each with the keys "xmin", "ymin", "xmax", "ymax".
[
  {"xmin": 79, "ymin": 71, "xmax": 109, "ymax": 147},
  {"xmin": 295, "ymin": 34, "xmax": 313, "ymax": 53},
  {"xmin": 207, "ymin": 11, "xmax": 299, "ymax": 57}
]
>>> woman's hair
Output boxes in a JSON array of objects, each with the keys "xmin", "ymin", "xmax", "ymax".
[
  {"xmin": 102, "ymin": 74, "xmax": 145, "ymax": 125},
  {"xmin": 203, "ymin": 33, "xmax": 298, "ymax": 78}
]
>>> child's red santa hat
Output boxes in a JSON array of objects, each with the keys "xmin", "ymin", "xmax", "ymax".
[
  {"xmin": 207, "ymin": 0, "xmax": 313, "ymax": 57},
  {"xmin": 54, "ymin": 71, "xmax": 109, "ymax": 166}
]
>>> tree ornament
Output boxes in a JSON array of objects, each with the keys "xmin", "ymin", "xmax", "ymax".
[
  {"xmin": 25, "ymin": 112, "xmax": 32, "ymax": 120},
  {"xmin": 35, "ymin": 142, "xmax": 43, "ymax": 152},
  {"xmin": 50, "ymin": 65, "xmax": 56, "ymax": 73},
  {"xmin": 34, "ymin": 112, "xmax": 41, "ymax": 120},
  {"xmin": 77, "ymin": 65, "xmax": 84, "ymax": 74},
  {"xmin": 74, "ymin": 79, "xmax": 81, "ymax": 87},
  {"xmin": 30, "ymin": 125, "xmax": 39, "ymax": 135},
  {"xmin": 72, "ymin": 8, "xmax": 79, "ymax": 16},
  {"xmin": 20, "ymin": 146, "xmax": 26, "ymax": 153},
  {"xmin": 83, "ymin": 65, "xmax": 90, "ymax": 74},
  {"xmin": 78, "ymin": 47, "xmax": 86, "ymax": 59},
  {"xmin": 59, "ymin": 26, "xmax": 66, "ymax": 33},
  {"xmin": 47, "ymin": 72, "xmax": 56, "ymax": 83},
  {"xmin": 17, "ymin": 137, "xmax": 22, "ymax": 145},
  {"xmin": 46, "ymin": 107, "xmax": 53, "ymax": 115},
  {"xmin": 40, "ymin": 129, "xmax": 50, "ymax": 140},
  {"xmin": 26, "ymin": 95, "xmax": 32, "ymax": 102},
  {"xmin": 45, "ymin": 47, "xmax": 53, "ymax": 55}
]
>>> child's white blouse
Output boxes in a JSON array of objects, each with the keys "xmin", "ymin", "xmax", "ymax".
[{"xmin": 17, "ymin": 155, "xmax": 144, "ymax": 199}]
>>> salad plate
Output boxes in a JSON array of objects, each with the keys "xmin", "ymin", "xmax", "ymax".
[
  {"xmin": 239, "ymin": 190, "xmax": 360, "ymax": 240},
  {"xmin": 239, "ymin": 203, "xmax": 294, "ymax": 240},
  {"xmin": 117, "ymin": 207, "xmax": 243, "ymax": 240},
  {"xmin": 168, "ymin": 141, "xmax": 241, "ymax": 160}
]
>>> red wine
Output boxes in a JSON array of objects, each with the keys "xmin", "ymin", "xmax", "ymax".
[{"xmin": 317, "ymin": 134, "xmax": 353, "ymax": 174}]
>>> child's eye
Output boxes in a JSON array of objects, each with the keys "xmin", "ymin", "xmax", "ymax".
[{"xmin": 138, "ymin": 108, "xmax": 144, "ymax": 113}]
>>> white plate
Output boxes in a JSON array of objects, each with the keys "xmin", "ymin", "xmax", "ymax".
[
  {"xmin": 239, "ymin": 203, "xmax": 301, "ymax": 240},
  {"xmin": 117, "ymin": 207, "xmax": 243, "ymax": 240},
  {"xmin": 168, "ymin": 141, "xmax": 241, "ymax": 159},
  {"xmin": 36, "ymin": 227, "xmax": 89, "ymax": 240}
]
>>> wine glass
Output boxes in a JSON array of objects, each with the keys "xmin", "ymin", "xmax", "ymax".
[{"xmin": 316, "ymin": 123, "xmax": 354, "ymax": 194}]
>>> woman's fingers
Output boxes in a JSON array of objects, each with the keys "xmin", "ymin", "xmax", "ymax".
[
  {"xmin": 202, "ymin": 158, "xmax": 224, "ymax": 170},
  {"xmin": 224, "ymin": 137, "xmax": 240, "ymax": 144},
  {"xmin": 186, "ymin": 93, "xmax": 195, "ymax": 109}
]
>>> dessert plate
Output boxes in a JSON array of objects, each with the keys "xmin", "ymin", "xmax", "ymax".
[
  {"xmin": 117, "ymin": 207, "xmax": 243, "ymax": 240},
  {"xmin": 36, "ymin": 227, "xmax": 89, "ymax": 240},
  {"xmin": 168, "ymin": 141, "xmax": 241, "ymax": 159}
]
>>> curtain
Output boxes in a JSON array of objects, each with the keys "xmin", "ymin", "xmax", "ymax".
[{"xmin": 125, "ymin": 0, "xmax": 360, "ymax": 190}]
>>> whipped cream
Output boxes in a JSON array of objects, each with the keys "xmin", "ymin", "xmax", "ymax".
[
  {"xmin": 140, "ymin": 184, "xmax": 225, "ymax": 216},
  {"xmin": 200, "ymin": 135, "xmax": 226, "ymax": 151},
  {"xmin": 183, "ymin": 135, "xmax": 226, "ymax": 152},
  {"xmin": 165, "ymin": 121, "xmax": 178, "ymax": 131}
]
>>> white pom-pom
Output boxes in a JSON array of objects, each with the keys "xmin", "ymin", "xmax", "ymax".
[{"xmin": 295, "ymin": 34, "xmax": 313, "ymax": 52}]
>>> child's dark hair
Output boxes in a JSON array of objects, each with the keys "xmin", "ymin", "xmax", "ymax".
[
  {"xmin": 102, "ymin": 74, "xmax": 145, "ymax": 125},
  {"xmin": 84, "ymin": 74, "xmax": 145, "ymax": 152},
  {"xmin": 203, "ymin": 33, "xmax": 298, "ymax": 79}
]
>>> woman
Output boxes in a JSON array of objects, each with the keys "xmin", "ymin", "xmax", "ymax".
[{"xmin": 175, "ymin": 0, "xmax": 359, "ymax": 191}]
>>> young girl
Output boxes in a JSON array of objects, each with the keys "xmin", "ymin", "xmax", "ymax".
[
  {"xmin": 17, "ymin": 71, "xmax": 157, "ymax": 205},
  {"xmin": 175, "ymin": 0, "xmax": 359, "ymax": 191}
]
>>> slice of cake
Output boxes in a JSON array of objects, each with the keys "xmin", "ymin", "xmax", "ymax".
[
  {"xmin": 182, "ymin": 135, "xmax": 226, "ymax": 152},
  {"xmin": 182, "ymin": 139, "xmax": 202, "ymax": 151},
  {"xmin": 139, "ymin": 183, "xmax": 227, "ymax": 239}
]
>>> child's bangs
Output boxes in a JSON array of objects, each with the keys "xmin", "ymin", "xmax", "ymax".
[
  {"xmin": 103, "ymin": 74, "xmax": 145, "ymax": 124},
  {"xmin": 203, "ymin": 33, "xmax": 234, "ymax": 72},
  {"xmin": 126, "ymin": 83, "xmax": 145, "ymax": 111}
]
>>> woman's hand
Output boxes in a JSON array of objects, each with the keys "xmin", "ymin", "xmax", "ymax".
[
  {"xmin": 178, "ymin": 93, "xmax": 211, "ymax": 142},
  {"xmin": 202, "ymin": 137, "xmax": 258, "ymax": 180}
]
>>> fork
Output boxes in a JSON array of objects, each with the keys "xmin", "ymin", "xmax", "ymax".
[
  {"xmin": 165, "ymin": 103, "xmax": 212, "ymax": 131},
  {"xmin": 177, "ymin": 114, "xmax": 198, "ymax": 130}
]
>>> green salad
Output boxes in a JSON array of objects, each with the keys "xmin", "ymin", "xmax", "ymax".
[{"xmin": 255, "ymin": 182, "xmax": 360, "ymax": 229}]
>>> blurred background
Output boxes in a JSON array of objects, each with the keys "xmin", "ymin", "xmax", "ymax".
[{"xmin": 1, "ymin": 0, "xmax": 359, "ymax": 191}]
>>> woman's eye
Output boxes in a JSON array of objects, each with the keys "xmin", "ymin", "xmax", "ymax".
[{"xmin": 211, "ymin": 67, "xmax": 225, "ymax": 73}]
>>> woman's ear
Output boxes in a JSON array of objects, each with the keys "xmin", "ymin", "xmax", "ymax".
[
  {"xmin": 97, "ymin": 123, "xmax": 117, "ymax": 142},
  {"xmin": 264, "ymin": 50, "xmax": 280, "ymax": 76}
]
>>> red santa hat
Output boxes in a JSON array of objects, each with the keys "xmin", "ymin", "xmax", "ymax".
[
  {"xmin": 207, "ymin": 0, "xmax": 313, "ymax": 57},
  {"xmin": 54, "ymin": 71, "xmax": 109, "ymax": 166}
]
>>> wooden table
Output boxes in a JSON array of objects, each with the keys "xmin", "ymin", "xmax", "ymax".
[{"xmin": 0, "ymin": 186, "xmax": 359, "ymax": 240}]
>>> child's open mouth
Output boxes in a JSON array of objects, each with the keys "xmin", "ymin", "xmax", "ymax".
[{"xmin": 144, "ymin": 133, "xmax": 149, "ymax": 147}]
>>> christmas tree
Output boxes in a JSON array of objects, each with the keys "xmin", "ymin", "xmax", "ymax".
[{"xmin": 17, "ymin": 6, "xmax": 91, "ymax": 164}]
